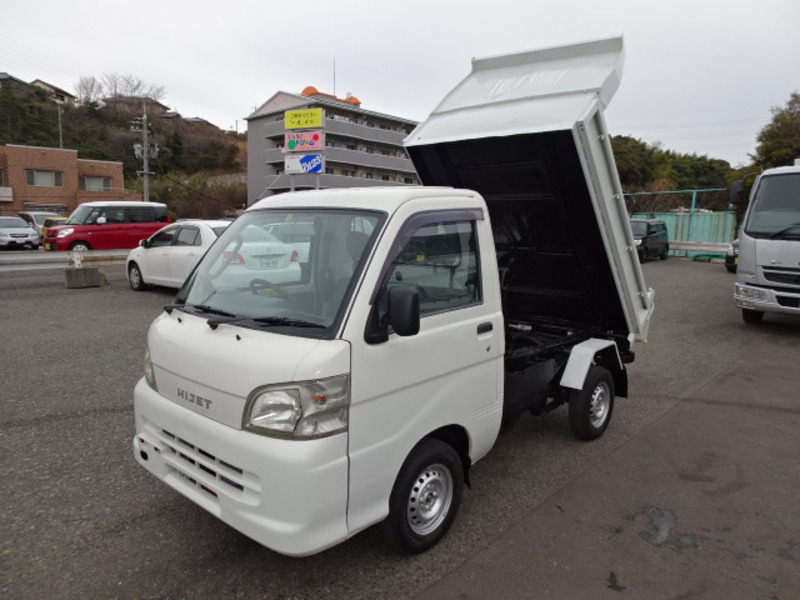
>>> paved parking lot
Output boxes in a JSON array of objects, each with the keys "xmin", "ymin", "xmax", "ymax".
[{"xmin": 2, "ymin": 259, "xmax": 799, "ymax": 600}]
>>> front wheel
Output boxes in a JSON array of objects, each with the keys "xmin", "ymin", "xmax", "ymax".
[
  {"xmin": 382, "ymin": 439, "xmax": 464, "ymax": 554},
  {"xmin": 742, "ymin": 308, "xmax": 764, "ymax": 324},
  {"xmin": 128, "ymin": 262, "xmax": 147, "ymax": 291},
  {"xmin": 69, "ymin": 241, "xmax": 92, "ymax": 252},
  {"xmin": 568, "ymin": 365, "xmax": 615, "ymax": 440}
]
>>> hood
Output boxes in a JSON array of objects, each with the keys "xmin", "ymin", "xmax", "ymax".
[{"xmin": 148, "ymin": 311, "xmax": 350, "ymax": 428}]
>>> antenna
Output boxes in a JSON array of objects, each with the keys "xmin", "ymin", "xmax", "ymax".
[{"xmin": 333, "ymin": 57, "xmax": 336, "ymax": 97}]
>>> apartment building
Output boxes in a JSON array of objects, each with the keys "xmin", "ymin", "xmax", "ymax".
[
  {"xmin": 0, "ymin": 144, "xmax": 136, "ymax": 215},
  {"xmin": 246, "ymin": 86, "xmax": 420, "ymax": 204}
]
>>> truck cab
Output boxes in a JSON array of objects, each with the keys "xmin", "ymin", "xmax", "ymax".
[{"xmin": 733, "ymin": 163, "xmax": 800, "ymax": 323}]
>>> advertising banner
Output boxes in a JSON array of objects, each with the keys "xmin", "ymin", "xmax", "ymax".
[
  {"xmin": 284, "ymin": 131, "xmax": 324, "ymax": 153},
  {"xmin": 285, "ymin": 109, "xmax": 323, "ymax": 129},
  {"xmin": 285, "ymin": 154, "xmax": 324, "ymax": 174}
]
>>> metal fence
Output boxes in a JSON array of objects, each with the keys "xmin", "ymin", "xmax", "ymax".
[{"xmin": 630, "ymin": 211, "xmax": 737, "ymax": 257}]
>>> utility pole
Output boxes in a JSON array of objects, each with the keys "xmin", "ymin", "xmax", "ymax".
[
  {"xmin": 141, "ymin": 101, "xmax": 150, "ymax": 202},
  {"xmin": 132, "ymin": 101, "xmax": 158, "ymax": 202}
]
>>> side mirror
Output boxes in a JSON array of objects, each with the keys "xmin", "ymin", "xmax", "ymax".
[
  {"xmin": 140, "ymin": 239, "xmax": 150, "ymax": 248},
  {"xmin": 96, "ymin": 216, "xmax": 107, "ymax": 225},
  {"xmin": 387, "ymin": 286, "xmax": 420, "ymax": 337},
  {"xmin": 364, "ymin": 286, "xmax": 421, "ymax": 344},
  {"xmin": 729, "ymin": 180, "xmax": 744, "ymax": 205}
]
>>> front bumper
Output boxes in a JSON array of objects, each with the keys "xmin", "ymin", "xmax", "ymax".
[
  {"xmin": 133, "ymin": 378, "xmax": 350, "ymax": 556},
  {"xmin": 734, "ymin": 283, "xmax": 800, "ymax": 316}
]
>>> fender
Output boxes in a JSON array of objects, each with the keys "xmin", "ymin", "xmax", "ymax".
[{"xmin": 560, "ymin": 338, "xmax": 626, "ymax": 395}]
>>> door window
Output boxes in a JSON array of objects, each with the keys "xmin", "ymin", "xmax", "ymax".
[
  {"xmin": 149, "ymin": 228, "xmax": 177, "ymax": 248},
  {"xmin": 385, "ymin": 220, "xmax": 481, "ymax": 317},
  {"xmin": 176, "ymin": 226, "xmax": 200, "ymax": 246}
]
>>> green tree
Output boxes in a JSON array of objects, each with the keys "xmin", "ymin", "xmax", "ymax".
[{"xmin": 752, "ymin": 92, "xmax": 800, "ymax": 169}]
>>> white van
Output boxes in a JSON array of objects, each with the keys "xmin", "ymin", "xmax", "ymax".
[{"xmin": 133, "ymin": 37, "xmax": 653, "ymax": 556}]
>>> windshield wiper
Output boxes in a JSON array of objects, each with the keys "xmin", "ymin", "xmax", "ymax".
[
  {"xmin": 770, "ymin": 222, "xmax": 800, "ymax": 239},
  {"xmin": 206, "ymin": 315, "xmax": 325, "ymax": 330},
  {"xmin": 164, "ymin": 302, "xmax": 236, "ymax": 318}
]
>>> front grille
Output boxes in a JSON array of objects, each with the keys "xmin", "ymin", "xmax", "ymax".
[
  {"xmin": 763, "ymin": 267, "xmax": 800, "ymax": 287},
  {"xmin": 777, "ymin": 296, "xmax": 800, "ymax": 308},
  {"xmin": 149, "ymin": 426, "xmax": 260, "ymax": 505}
]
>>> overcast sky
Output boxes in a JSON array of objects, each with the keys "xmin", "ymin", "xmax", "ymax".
[{"xmin": 2, "ymin": 0, "xmax": 798, "ymax": 167}]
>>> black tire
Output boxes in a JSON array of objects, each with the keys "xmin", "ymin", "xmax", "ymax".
[
  {"xmin": 382, "ymin": 438, "xmax": 464, "ymax": 554},
  {"xmin": 725, "ymin": 264, "xmax": 736, "ymax": 274},
  {"xmin": 128, "ymin": 262, "xmax": 147, "ymax": 291},
  {"xmin": 742, "ymin": 309, "xmax": 764, "ymax": 324},
  {"xmin": 660, "ymin": 245, "xmax": 669, "ymax": 260},
  {"xmin": 568, "ymin": 365, "xmax": 615, "ymax": 441},
  {"xmin": 69, "ymin": 241, "xmax": 92, "ymax": 252}
]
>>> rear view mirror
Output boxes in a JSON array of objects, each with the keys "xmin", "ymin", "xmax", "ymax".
[
  {"xmin": 140, "ymin": 239, "xmax": 150, "ymax": 248},
  {"xmin": 729, "ymin": 180, "xmax": 744, "ymax": 205}
]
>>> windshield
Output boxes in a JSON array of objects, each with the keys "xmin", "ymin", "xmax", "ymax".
[
  {"xmin": 630, "ymin": 220, "xmax": 648, "ymax": 237},
  {"xmin": 176, "ymin": 208, "xmax": 384, "ymax": 337},
  {"xmin": 743, "ymin": 173, "xmax": 800, "ymax": 238},
  {"xmin": 0, "ymin": 217, "xmax": 29, "ymax": 228},
  {"xmin": 65, "ymin": 204, "xmax": 96, "ymax": 225}
]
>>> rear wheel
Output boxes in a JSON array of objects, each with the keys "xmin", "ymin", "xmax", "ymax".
[
  {"xmin": 382, "ymin": 438, "xmax": 463, "ymax": 554},
  {"xmin": 742, "ymin": 308, "xmax": 764, "ymax": 324},
  {"xmin": 128, "ymin": 262, "xmax": 147, "ymax": 291},
  {"xmin": 568, "ymin": 365, "xmax": 615, "ymax": 440},
  {"xmin": 660, "ymin": 245, "xmax": 669, "ymax": 260}
]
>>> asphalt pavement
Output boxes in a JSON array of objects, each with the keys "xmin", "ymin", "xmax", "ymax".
[{"xmin": 1, "ymin": 258, "xmax": 798, "ymax": 600}]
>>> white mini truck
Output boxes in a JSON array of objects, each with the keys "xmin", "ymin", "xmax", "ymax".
[{"xmin": 133, "ymin": 37, "xmax": 654, "ymax": 556}]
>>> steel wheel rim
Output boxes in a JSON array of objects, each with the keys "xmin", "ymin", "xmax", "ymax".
[
  {"xmin": 407, "ymin": 463, "xmax": 453, "ymax": 536},
  {"xmin": 129, "ymin": 266, "xmax": 141, "ymax": 288},
  {"xmin": 589, "ymin": 381, "xmax": 611, "ymax": 428}
]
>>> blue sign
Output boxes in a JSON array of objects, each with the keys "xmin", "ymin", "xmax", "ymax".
[{"xmin": 300, "ymin": 154, "xmax": 323, "ymax": 173}]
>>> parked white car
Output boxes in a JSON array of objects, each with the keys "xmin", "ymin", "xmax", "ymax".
[
  {"xmin": 126, "ymin": 220, "xmax": 230, "ymax": 290},
  {"xmin": 0, "ymin": 216, "xmax": 41, "ymax": 250}
]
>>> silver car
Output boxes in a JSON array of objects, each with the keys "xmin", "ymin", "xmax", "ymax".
[{"xmin": 0, "ymin": 216, "xmax": 41, "ymax": 250}]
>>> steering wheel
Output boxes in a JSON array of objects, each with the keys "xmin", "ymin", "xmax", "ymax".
[{"xmin": 249, "ymin": 278, "xmax": 299, "ymax": 307}]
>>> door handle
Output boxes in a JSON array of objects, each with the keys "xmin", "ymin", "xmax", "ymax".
[{"xmin": 477, "ymin": 322, "xmax": 493, "ymax": 335}]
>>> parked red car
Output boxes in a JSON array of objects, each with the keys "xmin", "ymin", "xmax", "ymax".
[{"xmin": 44, "ymin": 201, "xmax": 170, "ymax": 251}]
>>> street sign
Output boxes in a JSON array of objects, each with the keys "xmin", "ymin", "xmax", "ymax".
[
  {"xmin": 285, "ymin": 109, "xmax": 323, "ymax": 129},
  {"xmin": 285, "ymin": 154, "xmax": 324, "ymax": 174},
  {"xmin": 284, "ymin": 131, "xmax": 324, "ymax": 153}
]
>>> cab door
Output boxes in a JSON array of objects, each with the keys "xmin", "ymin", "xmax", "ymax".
[{"xmin": 343, "ymin": 202, "xmax": 504, "ymax": 533}]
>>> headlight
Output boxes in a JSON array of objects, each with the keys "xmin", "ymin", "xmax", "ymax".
[
  {"xmin": 144, "ymin": 347, "xmax": 158, "ymax": 390},
  {"xmin": 0, "ymin": 232, "xmax": 8, "ymax": 239},
  {"xmin": 244, "ymin": 375, "xmax": 350, "ymax": 439},
  {"xmin": 634, "ymin": 239, "xmax": 642, "ymax": 246},
  {"xmin": 56, "ymin": 228, "xmax": 75, "ymax": 238},
  {"xmin": 735, "ymin": 284, "xmax": 767, "ymax": 301}
]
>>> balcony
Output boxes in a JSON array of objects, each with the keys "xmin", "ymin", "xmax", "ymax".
[
  {"xmin": 258, "ymin": 173, "xmax": 409, "ymax": 198},
  {"xmin": 262, "ymin": 147, "xmax": 416, "ymax": 174},
  {"xmin": 252, "ymin": 117, "xmax": 412, "ymax": 146}
]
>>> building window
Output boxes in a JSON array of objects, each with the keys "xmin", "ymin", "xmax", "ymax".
[
  {"xmin": 0, "ymin": 169, "xmax": 5, "ymax": 186},
  {"xmin": 26, "ymin": 170, "xmax": 63, "ymax": 187},
  {"xmin": 78, "ymin": 176, "xmax": 111, "ymax": 192},
  {"xmin": 404, "ymin": 178, "xmax": 415, "ymax": 184},
  {"xmin": 381, "ymin": 175, "xmax": 390, "ymax": 181},
  {"xmin": 365, "ymin": 173, "xmax": 374, "ymax": 180}
]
